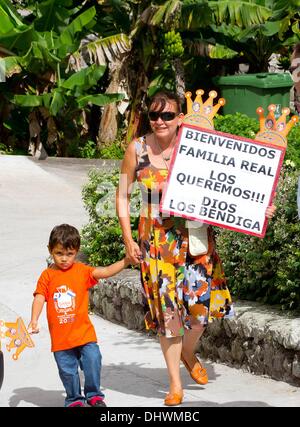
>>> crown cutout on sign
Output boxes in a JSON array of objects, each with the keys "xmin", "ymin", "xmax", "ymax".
[
  {"xmin": 0, "ymin": 317, "xmax": 34, "ymax": 360},
  {"xmin": 255, "ymin": 104, "xmax": 298, "ymax": 147},
  {"xmin": 183, "ymin": 89, "xmax": 225, "ymax": 129}
]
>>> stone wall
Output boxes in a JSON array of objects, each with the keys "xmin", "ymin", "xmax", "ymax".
[
  {"xmin": 89, "ymin": 270, "xmax": 146, "ymax": 331},
  {"xmin": 89, "ymin": 269, "xmax": 300, "ymax": 386}
]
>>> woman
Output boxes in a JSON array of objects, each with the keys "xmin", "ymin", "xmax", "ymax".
[
  {"xmin": 117, "ymin": 91, "xmax": 274, "ymax": 406},
  {"xmin": 290, "ymin": 43, "xmax": 300, "ymax": 114}
]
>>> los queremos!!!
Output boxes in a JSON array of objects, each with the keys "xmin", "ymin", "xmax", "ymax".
[{"xmin": 161, "ymin": 127, "xmax": 284, "ymax": 236}]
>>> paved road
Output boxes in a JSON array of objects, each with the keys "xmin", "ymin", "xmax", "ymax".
[{"xmin": 0, "ymin": 155, "xmax": 299, "ymax": 407}]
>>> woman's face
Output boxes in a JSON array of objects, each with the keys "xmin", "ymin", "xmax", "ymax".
[{"xmin": 149, "ymin": 99, "xmax": 183, "ymax": 139}]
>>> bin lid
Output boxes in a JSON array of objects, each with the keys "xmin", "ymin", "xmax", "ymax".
[{"xmin": 214, "ymin": 72, "xmax": 293, "ymax": 88}]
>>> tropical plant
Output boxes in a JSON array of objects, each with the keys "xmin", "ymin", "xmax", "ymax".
[
  {"xmin": 81, "ymin": 168, "xmax": 140, "ymax": 265},
  {"xmin": 206, "ymin": 0, "xmax": 300, "ymax": 73},
  {"xmin": 0, "ymin": 0, "xmax": 123, "ymax": 156},
  {"xmin": 1, "ymin": 0, "xmax": 300, "ymax": 157},
  {"xmin": 217, "ymin": 162, "xmax": 300, "ymax": 311},
  {"xmin": 120, "ymin": 0, "xmax": 300, "ymax": 143}
]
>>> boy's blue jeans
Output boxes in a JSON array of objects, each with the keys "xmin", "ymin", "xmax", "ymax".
[{"xmin": 54, "ymin": 342, "xmax": 105, "ymax": 407}]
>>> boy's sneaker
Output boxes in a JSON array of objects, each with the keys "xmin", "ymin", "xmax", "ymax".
[
  {"xmin": 68, "ymin": 401, "xmax": 85, "ymax": 407},
  {"xmin": 87, "ymin": 396, "xmax": 107, "ymax": 407}
]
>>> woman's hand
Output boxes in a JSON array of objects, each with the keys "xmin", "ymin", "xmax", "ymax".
[
  {"xmin": 125, "ymin": 240, "xmax": 142, "ymax": 265},
  {"xmin": 27, "ymin": 321, "xmax": 40, "ymax": 334},
  {"xmin": 266, "ymin": 204, "xmax": 276, "ymax": 219}
]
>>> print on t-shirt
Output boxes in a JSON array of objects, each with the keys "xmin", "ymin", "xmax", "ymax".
[{"xmin": 53, "ymin": 285, "xmax": 76, "ymax": 325}]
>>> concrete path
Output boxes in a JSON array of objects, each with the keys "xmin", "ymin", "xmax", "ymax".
[{"xmin": 0, "ymin": 155, "xmax": 299, "ymax": 407}]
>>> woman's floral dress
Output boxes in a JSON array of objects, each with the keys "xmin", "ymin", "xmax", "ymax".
[{"xmin": 135, "ymin": 137, "xmax": 234, "ymax": 337}]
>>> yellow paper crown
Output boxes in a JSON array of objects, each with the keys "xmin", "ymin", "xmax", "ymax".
[
  {"xmin": 0, "ymin": 317, "xmax": 34, "ymax": 360},
  {"xmin": 183, "ymin": 89, "xmax": 225, "ymax": 129},
  {"xmin": 255, "ymin": 104, "xmax": 298, "ymax": 146}
]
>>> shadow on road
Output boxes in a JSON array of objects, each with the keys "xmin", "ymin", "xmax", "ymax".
[
  {"xmin": 101, "ymin": 362, "xmax": 272, "ymax": 407},
  {"xmin": 9, "ymin": 387, "xmax": 65, "ymax": 407}
]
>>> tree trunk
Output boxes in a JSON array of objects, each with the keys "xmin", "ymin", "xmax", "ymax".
[
  {"xmin": 28, "ymin": 110, "xmax": 48, "ymax": 160},
  {"xmin": 172, "ymin": 58, "xmax": 186, "ymax": 102},
  {"xmin": 125, "ymin": 69, "xmax": 148, "ymax": 145},
  {"xmin": 97, "ymin": 60, "xmax": 123, "ymax": 148}
]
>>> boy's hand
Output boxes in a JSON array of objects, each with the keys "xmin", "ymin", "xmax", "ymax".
[
  {"xmin": 125, "ymin": 252, "xmax": 140, "ymax": 266},
  {"xmin": 125, "ymin": 254, "xmax": 134, "ymax": 267},
  {"xmin": 28, "ymin": 321, "xmax": 40, "ymax": 334},
  {"xmin": 125, "ymin": 241, "xmax": 142, "ymax": 265}
]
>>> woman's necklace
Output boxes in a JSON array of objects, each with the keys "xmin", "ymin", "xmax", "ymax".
[{"xmin": 153, "ymin": 136, "xmax": 175, "ymax": 169}]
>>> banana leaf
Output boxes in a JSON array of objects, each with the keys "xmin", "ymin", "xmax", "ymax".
[
  {"xmin": 33, "ymin": 0, "xmax": 74, "ymax": 32},
  {"xmin": 13, "ymin": 94, "xmax": 52, "ymax": 109},
  {"xmin": 77, "ymin": 93, "xmax": 124, "ymax": 108},
  {"xmin": 61, "ymin": 64, "xmax": 106, "ymax": 90},
  {"xmin": 59, "ymin": 6, "xmax": 96, "ymax": 47},
  {"xmin": 0, "ymin": 0, "xmax": 24, "ymax": 27},
  {"xmin": 208, "ymin": 1, "xmax": 272, "ymax": 28},
  {"xmin": 0, "ymin": 56, "xmax": 22, "ymax": 77}
]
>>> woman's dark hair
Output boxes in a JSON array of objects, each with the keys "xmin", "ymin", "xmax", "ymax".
[
  {"xmin": 293, "ymin": 43, "xmax": 300, "ymax": 57},
  {"xmin": 147, "ymin": 91, "xmax": 182, "ymax": 114},
  {"xmin": 48, "ymin": 224, "xmax": 81, "ymax": 251}
]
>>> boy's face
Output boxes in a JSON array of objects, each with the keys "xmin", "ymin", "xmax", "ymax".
[{"xmin": 49, "ymin": 244, "xmax": 78, "ymax": 270}]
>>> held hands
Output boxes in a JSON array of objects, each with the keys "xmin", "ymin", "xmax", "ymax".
[
  {"xmin": 125, "ymin": 240, "xmax": 142, "ymax": 265},
  {"xmin": 27, "ymin": 321, "xmax": 40, "ymax": 334}
]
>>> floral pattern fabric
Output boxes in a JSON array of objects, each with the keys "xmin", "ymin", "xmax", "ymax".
[{"xmin": 135, "ymin": 137, "xmax": 234, "ymax": 338}]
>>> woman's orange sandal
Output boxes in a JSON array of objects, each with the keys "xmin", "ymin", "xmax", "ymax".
[
  {"xmin": 164, "ymin": 390, "xmax": 183, "ymax": 406},
  {"xmin": 181, "ymin": 354, "xmax": 208, "ymax": 385}
]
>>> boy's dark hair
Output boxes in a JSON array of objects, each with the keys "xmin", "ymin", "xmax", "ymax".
[{"xmin": 48, "ymin": 224, "xmax": 80, "ymax": 251}]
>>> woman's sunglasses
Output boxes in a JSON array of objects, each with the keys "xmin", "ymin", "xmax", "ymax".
[{"xmin": 148, "ymin": 111, "xmax": 176, "ymax": 121}]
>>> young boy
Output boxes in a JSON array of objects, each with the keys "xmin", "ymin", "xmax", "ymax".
[{"xmin": 28, "ymin": 223, "xmax": 129, "ymax": 408}]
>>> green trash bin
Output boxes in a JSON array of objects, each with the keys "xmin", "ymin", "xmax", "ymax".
[{"xmin": 214, "ymin": 73, "xmax": 293, "ymax": 118}]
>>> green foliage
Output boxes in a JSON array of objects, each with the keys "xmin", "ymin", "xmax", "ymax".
[
  {"xmin": 0, "ymin": 142, "xmax": 12, "ymax": 154},
  {"xmin": 12, "ymin": 64, "xmax": 123, "ymax": 117},
  {"xmin": 214, "ymin": 113, "xmax": 300, "ymax": 167},
  {"xmin": 65, "ymin": 138, "xmax": 125, "ymax": 159},
  {"xmin": 81, "ymin": 168, "xmax": 140, "ymax": 265},
  {"xmin": 99, "ymin": 140, "xmax": 125, "ymax": 160},
  {"xmin": 77, "ymin": 140, "xmax": 98, "ymax": 159},
  {"xmin": 216, "ymin": 164, "xmax": 300, "ymax": 311},
  {"xmin": 285, "ymin": 123, "xmax": 300, "ymax": 169},
  {"xmin": 278, "ymin": 55, "xmax": 291, "ymax": 71},
  {"xmin": 0, "ymin": 1, "xmax": 124, "ymax": 156},
  {"xmin": 214, "ymin": 112, "xmax": 259, "ymax": 139}
]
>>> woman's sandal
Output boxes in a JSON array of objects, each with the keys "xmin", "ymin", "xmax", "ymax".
[
  {"xmin": 181, "ymin": 354, "xmax": 208, "ymax": 385},
  {"xmin": 164, "ymin": 390, "xmax": 183, "ymax": 406}
]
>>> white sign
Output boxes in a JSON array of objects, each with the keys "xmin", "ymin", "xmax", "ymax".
[{"xmin": 161, "ymin": 124, "xmax": 285, "ymax": 237}]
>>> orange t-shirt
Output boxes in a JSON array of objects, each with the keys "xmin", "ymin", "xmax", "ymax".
[{"xmin": 34, "ymin": 262, "xmax": 98, "ymax": 352}]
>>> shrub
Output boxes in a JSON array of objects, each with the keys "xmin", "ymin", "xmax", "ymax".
[
  {"xmin": 285, "ymin": 123, "xmax": 300, "ymax": 169},
  {"xmin": 99, "ymin": 139, "xmax": 125, "ymax": 159},
  {"xmin": 214, "ymin": 112, "xmax": 259, "ymax": 139},
  {"xmin": 81, "ymin": 168, "xmax": 140, "ymax": 266},
  {"xmin": 216, "ymin": 163, "xmax": 300, "ymax": 311},
  {"xmin": 214, "ymin": 113, "xmax": 300, "ymax": 167},
  {"xmin": 0, "ymin": 143, "xmax": 13, "ymax": 154}
]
